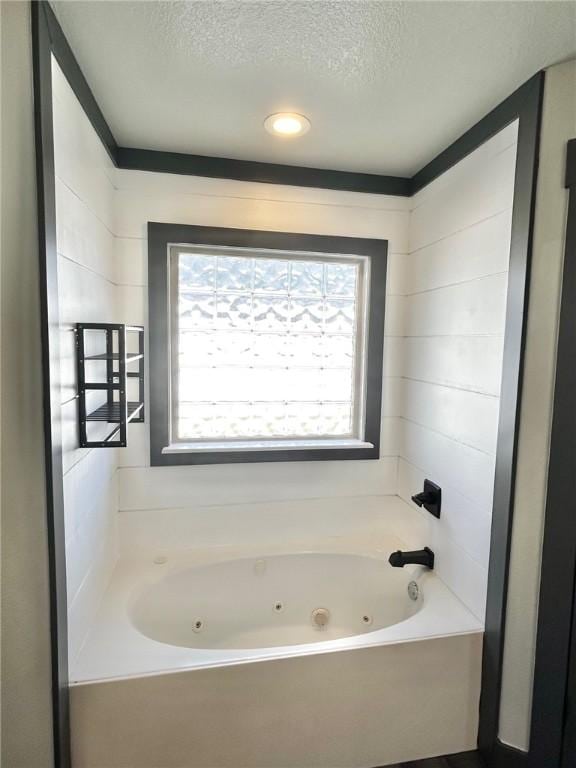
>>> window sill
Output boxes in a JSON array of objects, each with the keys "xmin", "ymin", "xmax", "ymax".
[{"xmin": 162, "ymin": 438, "xmax": 375, "ymax": 454}]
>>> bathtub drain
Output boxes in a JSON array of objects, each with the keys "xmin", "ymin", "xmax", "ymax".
[{"xmin": 192, "ymin": 619, "xmax": 203, "ymax": 632}]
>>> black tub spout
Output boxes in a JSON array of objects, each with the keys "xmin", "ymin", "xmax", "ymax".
[{"xmin": 388, "ymin": 547, "xmax": 435, "ymax": 570}]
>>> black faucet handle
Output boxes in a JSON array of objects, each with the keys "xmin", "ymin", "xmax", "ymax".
[
  {"xmin": 411, "ymin": 480, "xmax": 441, "ymax": 519},
  {"xmin": 411, "ymin": 491, "xmax": 431, "ymax": 506}
]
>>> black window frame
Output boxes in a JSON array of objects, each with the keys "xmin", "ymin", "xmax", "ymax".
[{"xmin": 148, "ymin": 222, "xmax": 388, "ymax": 466}]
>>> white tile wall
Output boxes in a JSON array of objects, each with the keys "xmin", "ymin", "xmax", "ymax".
[
  {"xmin": 401, "ymin": 419, "xmax": 496, "ymax": 512},
  {"xmin": 403, "ymin": 210, "xmax": 512, "ymax": 295},
  {"xmin": 53, "ymin": 59, "xmax": 120, "ymax": 668},
  {"xmin": 398, "ymin": 122, "xmax": 519, "ymax": 620},
  {"xmin": 113, "ymin": 187, "xmax": 410, "ymax": 253},
  {"xmin": 400, "ymin": 335, "xmax": 505, "ymax": 396},
  {"xmin": 118, "ymin": 458, "xmax": 399, "ymax": 513},
  {"xmin": 402, "ymin": 379, "xmax": 500, "ymax": 456},
  {"xmin": 398, "ymin": 460, "xmax": 492, "ymax": 571},
  {"xmin": 117, "ymin": 495, "xmax": 423, "ymax": 557},
  {"xmin": 403, "ymin": 273, "xmax": 508, "ymax": 338},
  {"xmin": 114, "ymin": 163, "xmax": 411, "ymax": 509}
]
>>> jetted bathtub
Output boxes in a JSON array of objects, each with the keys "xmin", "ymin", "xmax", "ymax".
[
  {"xmin": 130, "ymin": 553, "xmax": 424, "ymax": 651},
  {"xmin": 70, "ymin": 521, "xmax": 483, "ymax": 768}
]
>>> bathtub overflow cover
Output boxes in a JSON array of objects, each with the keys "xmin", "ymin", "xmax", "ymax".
[
  {"xmin": 408, "ymin": 581, "xmax": 419, "ymax": 601},
  {"xmin": 311, "ymin": 607, "xmax": 330, "ymax": 630}
]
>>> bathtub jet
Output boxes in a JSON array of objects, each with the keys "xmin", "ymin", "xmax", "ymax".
[{"xmin": 388, "ymin": 547, "xmax": 435, "ymax": 570}]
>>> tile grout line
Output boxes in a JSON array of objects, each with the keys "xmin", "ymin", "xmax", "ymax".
[
  {"xmin": 407, "ymin": 205, "xmax": 513, "ymax": 253},
  {"xmin": 401, "ymin": 270, "xmax": 508, "ymax": 298}
]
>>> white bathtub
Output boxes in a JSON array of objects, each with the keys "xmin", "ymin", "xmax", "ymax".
[
  {"xmin": 70, "ymin": 499, "xmax": 484, "ymax": 767},
  {"xmin": 131, "ymin": 553, "xmax": 423, "ymax": 651},
  {"xmin": 72, "ymin": 539, "xmax": 480, "ymax": 681}
]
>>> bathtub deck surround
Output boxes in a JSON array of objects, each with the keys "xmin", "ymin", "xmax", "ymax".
[
  {"xmin": 72, "ymin": 496, "xmax": 482, "ymax": 682},
  {"xmin": 72, "ymin": 634, "xmax": 482, "ymax": 768}
]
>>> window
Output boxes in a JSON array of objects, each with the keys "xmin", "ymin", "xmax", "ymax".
[
  {"xmin": 173, "ymin": 248, "xmax": 365, "ymax": 443},
  {"xmin": 148, "ymin": 224, "xmax": 387, "ymax": 465}
]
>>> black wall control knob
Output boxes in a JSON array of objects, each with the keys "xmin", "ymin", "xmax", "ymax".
[{"xmin": 411, "ymin": 479, "xmax": 441, "ymax": 519}]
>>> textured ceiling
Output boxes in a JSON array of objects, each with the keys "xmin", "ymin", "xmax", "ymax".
[{"xmin": 51, "ymin": 1, "xmax": 576, "ymax": 176}]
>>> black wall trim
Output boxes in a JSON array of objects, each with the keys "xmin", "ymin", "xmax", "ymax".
[
  {"xmin": 412, "ymin": 75, "xmax": 543, "ymax": 195},
  {"xmin": 566, "ymin": 138, "xmax": 576, "ymax": 188},
  {"xmin": 478, "ymin": 71, "xmax": 544, "ymax": 766},
  {"xmin": 148, "ymin": 223, "xmax": 386, "ymax": 466},
  {"xmin": 42, "ymin": 1, "xmax": 117, "ymax": 162},
  {"xmin": 31, "ymin": 3, "xmax": 70, "ymax": 767},
  {"xmin": 38, "ymin": 1, "xmax": 544, "ymax": 200},
  {"xmin": 117, "ymin": 147, "xmax": 412, "ymax": 196},
  {"xmin": 528, "ymin": 138, "xmax": 576, "ymax": 768}
]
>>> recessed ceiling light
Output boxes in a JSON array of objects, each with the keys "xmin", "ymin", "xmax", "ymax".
[{"xmin": 264, "ymin": 113, "xmax": 311, "ymax": 138}]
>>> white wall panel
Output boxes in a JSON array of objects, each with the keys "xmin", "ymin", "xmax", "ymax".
[
  {"xmin": 119, "ymin": 458, "xmax": 398, "ymax": 513},
  {"xmin": 63, "ymin": 450, "xmax": 117, "ymax": 595},
  {"xmin": 113, "ymin": 169, "xmax": 411, "ymax": 212},
  {"xmin": 53, "ymin": 59, "xmax": 120, "ymax": 669},
  {"xmin": 66, "ymin": 477, "xmax": 118, "ymax": 666},
  {"xmin": 115, "ymin": 237, "xmax": 148, "ymax": 287},
  {"xmin": 409, "ymin": 144, "xmax": 516, "ymax": 252},
  {"xmin": 397, "ymin": 459, "xmax": 492, "ymax": 571},
  {"xmin": 118, "ymin": 495, "xmax": 420, "ymax": 557},
  {"xmin": 386, "ymin": 252, "xmax": 406, "ymax": 296},
  {"xmin": 400, "ymin": 419, "xmax": 496, "ymax": 511},
  {"xmin": 398, "ymin": 125, "xmax": 517, "ymax": 620},
  {"xmin": 382, "ymin": 376, "xmax": 403, "ymax": 419},
  {"xmin": 57, "ymin": 257, "xmax": 117, "ymax": 327},
  {"xmin": 114, "ymin": 165, "xmax": 410, "ymax": 505},
  {"xmin": 55, "ymin": 177, "xmax": 116, "ymax": 283},
  {"xmin": 57, "ymin": 258, "xmax": 118, "ymax": 414},
  {"xmin": 410, "ymin": 122, "xmax": 518, "ymax": 241},
  {"xmin": 402, "ymin": 379, "xmax": 500, "ymax": 455},
  {"xmin": 114, "ymin": 189, "xmax": 410, "ymax": 254},
  {"xmin": 52, "ymin": 62, "xmax": 115, "ymax": 231},
  {"xmin": 404, "ymin": 274, "xmax": 508, "ymax": 338},
  {"xmin": 401, "ymin": 335, "xmax": 505, "ymax": 396},
  {"xmin": 403, "ymin": 209, "xmax": 512, "ymax": 295}
]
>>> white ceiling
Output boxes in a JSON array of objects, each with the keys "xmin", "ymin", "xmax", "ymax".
[{"xmin": 51, "ymin": 1, "xmax": 576, "ymax": 177}]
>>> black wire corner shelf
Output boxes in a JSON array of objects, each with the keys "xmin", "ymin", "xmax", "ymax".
[{"xmin": 75, "ymin": 322, "xmax": 145, "ymax": 448}]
